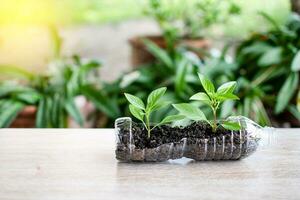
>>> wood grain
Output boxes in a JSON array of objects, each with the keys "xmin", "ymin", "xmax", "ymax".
[{"xmin": 0, "ymin": 128, "xmax": 299, "ymax": 200}]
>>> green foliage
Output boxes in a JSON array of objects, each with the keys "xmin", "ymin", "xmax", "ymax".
[
  {"xmin": 172, "ymin": 103, "xmax": 206, "ymax": 121},
  {"xmin": 173, "ymin": 73, "xmax": 241, "ymax": 132},
  {"xmin": 145, "ymin": 0, "xmax": 241, "ymax": 41},
  {"xmin": 125, "ymin": 87, "xmax": 184, "ymax": 138},
  {"xmin": 275, "ymin": 73, "xmax": 299, "ymax": 114},
  {"xmin": 0, "ymin": 100, "xmax": 25, "ymax": 128},
  {"xmin": 0, "ymin": 56, "xmax": 102, "ymax": 128},
  {"xmin": 202, "ymin": 13, "xmax": 300, "ymax": 126},
  {"xmin": 292, "ymin": 51, "xmax": 300, "ymax": 72}
]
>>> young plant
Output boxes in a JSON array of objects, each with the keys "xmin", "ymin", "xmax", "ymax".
[
  {"xmin": 173, "ymin": 73, "xmax": 241, "ymax": 132},
  {"xmin": 125, "ymin": 87, "xmax": 184, "ymax": 138}
]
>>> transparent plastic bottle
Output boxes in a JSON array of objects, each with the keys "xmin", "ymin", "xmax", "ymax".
[{"xmin": 115, "ymin": 116, "xmax": 271, "ymax": 162}]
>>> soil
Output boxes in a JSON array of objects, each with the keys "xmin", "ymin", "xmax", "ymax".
[{"xmin": 115, "ymin": 121, "xmax": 259, "ymax": 162}]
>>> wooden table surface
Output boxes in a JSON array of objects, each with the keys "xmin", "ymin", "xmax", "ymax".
[{"xmin": 0, "ymin": 128, "xmax": 299, "ymax": 200}]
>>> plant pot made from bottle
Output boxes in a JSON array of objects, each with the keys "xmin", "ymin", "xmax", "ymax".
[
  {"xmin": 129, "ymin": 35, "xmax": 211, "ymax": 68},
  {"xmin": 115, "ymin": 116, "xmax": 265, "ymax": 162}
]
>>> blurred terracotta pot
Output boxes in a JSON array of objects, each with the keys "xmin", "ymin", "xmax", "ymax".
[
  {"xmin": 129, "ymin": 35, "xmax": 211, "ymax": 68},
  {"xmin": 10, "ymin": 106, "xmax": 36, "ymax": 128},
  {"xmin": 9, "ymin": 96, "xmax": 97, "ymax": 128}
]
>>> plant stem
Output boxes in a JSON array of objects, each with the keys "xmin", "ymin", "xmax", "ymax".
[
  {"xmin": 212, "ymin": 107, "xmax": 217, "ymax": 132},
  {"xmin": 146, "ymin": 113, "xmax": 151, "ymax": 138}
]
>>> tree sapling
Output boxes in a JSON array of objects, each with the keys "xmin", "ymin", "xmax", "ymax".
[
  {"xmin": 125, "ymin": 87, "xmax": 184, "ymax": 138},
  {"xmin": 173, "ymin": 73, "xmax": 241, "ymax": 132}
]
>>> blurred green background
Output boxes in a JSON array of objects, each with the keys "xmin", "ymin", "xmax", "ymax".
[
  {"xmin": 0, "ymin": 0, "xmax": 290, "ymax": 36},
  {"xmin": 0, "ymin": 0, "xmax": 299, "ymax": 128}
]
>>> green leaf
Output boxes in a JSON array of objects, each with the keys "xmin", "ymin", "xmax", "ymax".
[
  {"xmin": 15, "ymin": 91, "xmax": 41, "ymax": 104},
  {"xmin": 216, "ymin": 93, "xmax": 239, "ymax": 101},
  {"xmin": 252, "ymin": 97, "xmax": 271, "ymax": 126},
  {"xmin": 258, "ymin": 47, "xmax": 282, "ymax": 67},
  {"xmin": 172, "ymin": 103, "xmax": 207, "ymax": 121},
  {"xmin": 159, "ymin": 115, "xmax": 185, "ymax": 125},
  {"xmin": 287, "ymin": 105, "xmax": 300, "ymax": 121},
  {"xmin": 190, "ymin": 92, "xmax": 211, "ymax": 105},
  {"xmin": 143, "ymin": 39, "xmax": 173, "ymax": 69},
  {"xmin": 147, "ymin": 87, "xmax": 167, "ymax": 109},
  {"xmin": 129, "ymin": 104, "xmax": 144, "ymax": 122},
  {"xmin": 51, "ymin": 94, "xmax": 62, "ymax": 128},
  {"xmin": 36, "ymin": 97, "xmax": 47, "ymax": 128},
  {"xmin": 297, "ymin": 90, "xmax": 300, "ymax": 112},
  {"xmin": 151, "ymin": 100, "xmax": 171, "ymax": 112},
  {"xmin": 243, "ymin": 97, "xmax": 251, "ymax": 117},
  {"xmin": 217, "ymin": 81, "xmax": 237, "ymax": 94},
  {"xmin": 198, "ymin": 73, "xmax": 215, "ymax": 94},
  {"xmin": 221, "ymin": 121, "xmax": 241, "ymax": 131},
  {"xmin": 175, "ymin": 59, "xmax": 188, "ymax": 96},
  {"xmin": 124, "ymin": 93, "xmax": 145, "ymax": 110},
  {"xmin": 291, "ymin": 51, "xmax": 300, "ymax": 71},
  {"xmin": 0, "ymin": 84, "xmax": 34, "ymax": 98},
  {"xmin": 275, "ymin": 73, "xmax": 299, "ymax": 114},
  {"xmin": 81, "ymin": 85, "xmax": 120, "ymax": 118},
  {"xmin": 220, "ymin": 100, "xmax": 235, "ymax": 118},
  {"xmin": 65, "ymin": 98, "xmax": 84, "ymax": 127},
  {"xmin": 240, "ymin": 42, "xmax": 272, "ymax": 55},
  {"xmin": 0, "ymin": 65, "xmax": 34, "ymax": 81},
  {"xmin": 0, "ymin": 100, "xmax": 24, "ymax": 128}
]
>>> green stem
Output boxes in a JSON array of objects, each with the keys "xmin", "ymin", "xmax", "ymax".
[
  {"xmin": 146, "ymin": 113, "xmax": 151, "ymax": 138},
  {"xmin": 212, "ymin": 107, "xmax": 217, "ymax": 133}
]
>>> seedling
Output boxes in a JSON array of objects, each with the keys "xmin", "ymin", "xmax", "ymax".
[
  {"xmin": 125, "ymin": 87, "xmax": 184, "ymax": 138},
  {"xmin": 173, "ymin": 73, "xmax": 241, "ymax": 132}
]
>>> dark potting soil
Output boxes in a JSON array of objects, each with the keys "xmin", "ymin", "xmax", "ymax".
[
  {"xmin": 120, "ymin": 121, "xmax": 238, "ymax": 149},
  {"xmin": 116, "ymin": 120, "xmax": 255, "ymax": 161}
]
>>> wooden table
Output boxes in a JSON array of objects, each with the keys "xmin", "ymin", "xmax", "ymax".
[{"xmin": 0, "ymin": 129, "xmax": 299, "ymax": 200}]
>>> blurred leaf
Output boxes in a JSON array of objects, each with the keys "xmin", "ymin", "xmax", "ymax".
[
  {"xmin": 243, "ymin": 97, "xmax": 251, "ymax": 117},
  {"xmin": 82, "ymin": 85, "xmax": 120, "ymax": 118},
  {"xmin": 287, "ymin": 105, "xmax": 300, "ymax": 121},
  {"xmin": 51, "ymin": 94, "xmax": 63, "ymax": 128},
  {"xmin": 275, "ymin": 73, "xmax": 299, "ymax": 114},
  {"xmin": 291, "ymin": 51, "xmax": 300, "ymax": 72},
  {"xmin": 297, "ymin": 89, "xmax": 300, "ymax": 112},
  {"xmin": 252, "ymin": 98, "xmax": 271, "ymax": 126},
  {"xmin": 0, "ymin": 65, "xmax": 34, "ymax": 81},
  {"xmin": 67, "ymin": 68, "xmax": 80, "ymax": 96},
  {"xmin": 143, "ymin": 39, "xmax": 173, "ymax": 69},
  {"xmin": 15, "ymin": 91, "xmax": 41, "ymax": 105},
  {"xmin": 220, "ymin": 100, "xmax": 235, "ymax": 118},
  {"xmin": 0, "ymin": 84, "xmax": 34, "ymax": 98},
  {"xmin": 48, "ymin": 25, "xmax": 62, "ymax": 58},
  {"xmin": 0, "ymin": 100, "xmax": 24, "ymax": 128},
  {"xmin": 175, "ymin": 59, "xmax": 188, "ymax": 96},
  {"xmin": 65, "ymin": 98, "xmax": 84, "ymax": 127},
  {"xmin": 36, "ymin": 97, "xmax": 47, "ymax": 128},
  {"xmin": 258, "ymin": 47, "xmax": 282, "ymax": 67},
  {"xmin": 259, "ymin": 11, "xmax": 280, "ymax": 30},
  {"xmin": 240, "ymin": 42, "xmax": 272, "ymax": 55}
]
